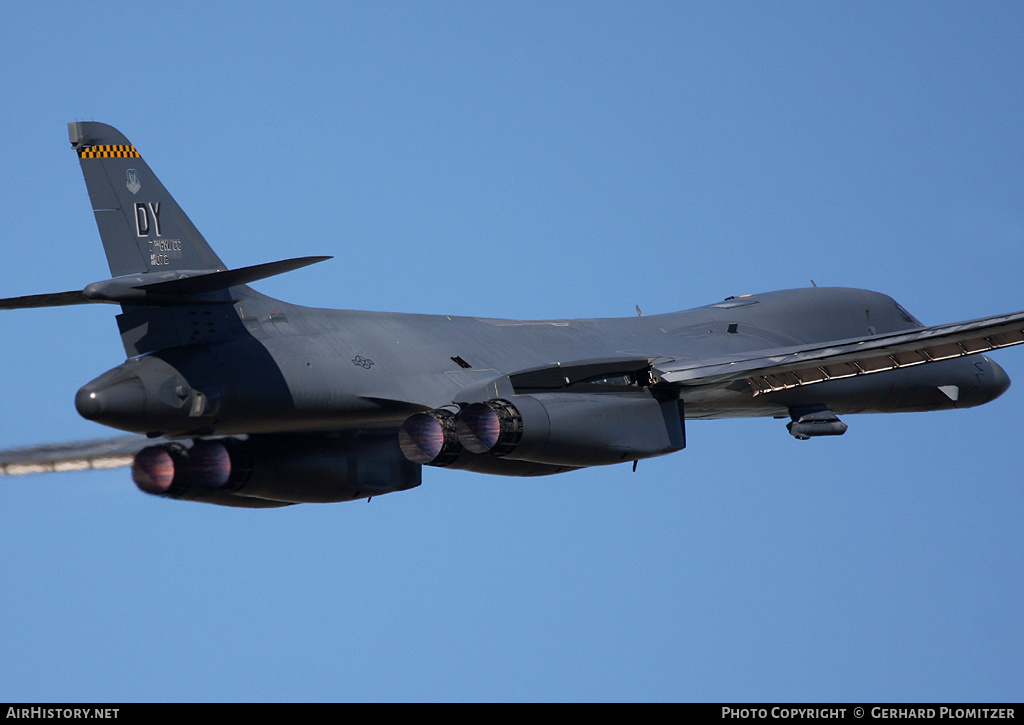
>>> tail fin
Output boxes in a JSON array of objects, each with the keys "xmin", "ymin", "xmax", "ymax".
[
  {"xmin": 1, "ymin": 122, "xmax": 330, "ymax": 355},
  {"xmin": 68, "ymin": 122, "xmax": 226, "ymax": 277}
]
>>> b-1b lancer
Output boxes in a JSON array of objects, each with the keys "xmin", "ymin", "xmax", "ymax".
[{"xmin": 0, "ymin": 121, "xmax": 1021, "ymax": 507}]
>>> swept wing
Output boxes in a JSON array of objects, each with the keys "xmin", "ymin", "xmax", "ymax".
[
  {"xmin": 0, "ymin": 435, "xmax": 153, "ymax": 476},
  {"xmin": 654, "ymin": 309, "xmax": 1024, "ymax": 394}
]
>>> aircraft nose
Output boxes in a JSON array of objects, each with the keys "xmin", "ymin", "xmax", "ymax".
[
  {"xmin": 958, "ymin": 355, "xmax": 1011, "ymax": 408},
  {"xmin": 983, "ymin": 357, "xmax": 1011, "ymax": 402}
]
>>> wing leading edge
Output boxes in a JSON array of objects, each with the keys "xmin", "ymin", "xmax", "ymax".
[{"xmin": 653, "ymin": 309, "xmax": 1024, "ymax": 394}]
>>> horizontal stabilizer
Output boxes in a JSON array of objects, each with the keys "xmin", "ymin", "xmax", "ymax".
[
  {"xmin": 0, "ymin": 290, "xmax": 90, "ymax": 310},
  {"xmin": 0, "ymin": 256, "xmax": 332, "ymax": 309},
  {"xmin": 136, "ymin": 256, "xmax": 332, "ymax": 296}
]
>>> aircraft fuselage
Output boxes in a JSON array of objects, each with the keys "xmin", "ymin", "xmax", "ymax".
[{"xmin": 74, "ymin": 286, "xmax": 1010, "ymax": 439}]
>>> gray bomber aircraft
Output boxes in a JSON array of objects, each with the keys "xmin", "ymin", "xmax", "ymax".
[{"xmin": 1, "ymin": 121, "xmax": 1022, "ymax": 507}]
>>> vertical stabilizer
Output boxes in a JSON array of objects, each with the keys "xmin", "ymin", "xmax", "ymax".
[{"xmin": 68, "ymin": 122, "xmax": 226, "ymax": 277}]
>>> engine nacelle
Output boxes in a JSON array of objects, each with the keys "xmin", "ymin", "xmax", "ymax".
[
  {"xmin": 399, "ymin": 393, "xmax": 685, "ymax": 469},
  {"xmin": 397, "ymin": 407, "xmax": 578, "ymax": 476},
  {"xmin": 131, "ymin": 434, "xmax": 420, "ymax": 506}
]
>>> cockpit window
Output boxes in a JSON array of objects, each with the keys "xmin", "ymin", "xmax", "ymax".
[
  {"xmin": 712, "ymin": 298, "xmax": 759, "ymax": 309},
  {"xmin": 895, "ymin": 303, "xmax": 922, "ymax": 326}
]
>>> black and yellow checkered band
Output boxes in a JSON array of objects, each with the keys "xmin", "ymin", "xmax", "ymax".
[{"xmin": 77, "ymin": 144, "xmax": 140, "ymax": 159}]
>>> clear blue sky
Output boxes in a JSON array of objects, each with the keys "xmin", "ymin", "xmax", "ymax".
[{"xmin": 1, "ymin": 1, "xmax": 1022, "ymax": 702}]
